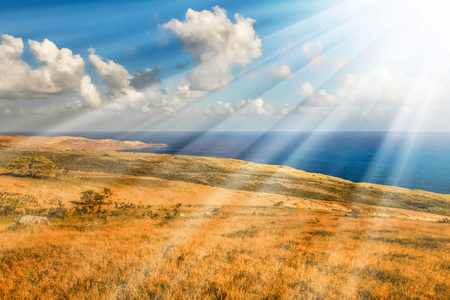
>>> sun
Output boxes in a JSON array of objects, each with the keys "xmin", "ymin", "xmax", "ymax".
[
  {"xmin": 405, "ymin": 0, "xmax": 450, "ymax": 35},
  {"xmin": 369, "ymin": 0, "xmax": 450, "ymax": 59}
]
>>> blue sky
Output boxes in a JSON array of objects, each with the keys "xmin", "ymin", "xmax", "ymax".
[{"xmin": 1, "ymin": 0, "xmax": 449, "ymax": 131}]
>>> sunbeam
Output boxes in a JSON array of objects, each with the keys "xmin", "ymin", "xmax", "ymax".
[{"xmin": 1, "ymin": 1, "xmax": 449, "ymax": 299}]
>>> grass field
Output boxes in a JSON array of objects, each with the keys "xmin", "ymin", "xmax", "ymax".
[
  {"xmin": 0, "ymin": 205, "xmax": 449, "ymax": 299},
  {"xmin": 0, "ymin": 149, "xmax": 449, "ymax": 299}
]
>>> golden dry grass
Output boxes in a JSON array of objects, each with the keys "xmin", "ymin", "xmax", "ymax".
[
  {"xmin": 0, "ymin": 201, "xmax": 449, "ymax": 299},
  {"xmin": 0, "ymin": 148, "xmax": 449, "ymax": 299}
]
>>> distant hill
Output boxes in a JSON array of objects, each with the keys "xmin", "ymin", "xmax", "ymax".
[{"xmin": 0, "ymin": 135, "xmax": 167, "ymax": 151}]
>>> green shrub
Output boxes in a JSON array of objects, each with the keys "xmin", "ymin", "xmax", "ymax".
[
  {"xmin": 5, "ymin": 156, "xmax": 55, "ymax": 178},
  {"xmin": 71, "ymin": 189, "xmax": 110, "ymax": 214}
]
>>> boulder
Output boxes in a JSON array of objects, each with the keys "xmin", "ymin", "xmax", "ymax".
[
  {"xmin": 345, "ymin": 209, "xmax": 361, "ymax": 218},
  {"xmin": 19, "ymin": 215, "xmax": 49, "ymax": 226}
]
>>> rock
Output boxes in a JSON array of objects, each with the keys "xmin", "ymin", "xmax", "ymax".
[
  {"xmin": 179, "ymin": 213, "xmax": 186, "ymax": 217},
  {"xmin": 19, "ymin": 215, "xmax": 49, "ymax": 226},
  {"xmin": 345, "ymin": 209, "xmax": 361, "ymax": 218}
]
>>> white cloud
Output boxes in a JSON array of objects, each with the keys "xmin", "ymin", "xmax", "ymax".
[
  {"xmin": 302, "ymin": 40, "xmax": 323, "ymax": 67},
  {"xmin": 88, "ymin": 50, "xmax": 204, "ymax": 116},
  {"xmin": 137, "ymin": 82, "xmax": 206, "ymax": 116},
  {"xmin": 89, "ymin": 50, "xmax": 145, "ymax": 106},
  {"xmin": 299, "ymin": 82, "xmax": 314, "ymax": 98},
  {"xmin": 212, "ymin": 101, "xmax": 235, "ymax": 115},
  {"xmin": 163, "ymin": 6, "xmax": 262, "ymax": 91},
  {"xmin": 299, "ymin": 82, "xmax": 337, "ymax": 107},
  {"xmin": 266, "ymin": 64, "xmax": 293, "ymax": 78},
  {"xmin": 0, "ymin": 35, "xmax": 101, "ymax": 107},
  {"xmin": 236, "ymin": 98, "xmax": 273, "ymax": 115},
  {"xmin": 297, "ymin": 68, "xmax": 448, "ymax": 115},
  {"xmin": 336, "ymin": 68, "xmax": 446, "ymax": 105},
  {"xmin": 208, "ymin": 98, "xmax": 276, "ymax": 116},
  {"xmin": 79, "ymin": 75, "xmax": 102, "ymax": 107},
  {"xmin": 89, "ymin": 49, "xmax": 131, "ymax": 93}
]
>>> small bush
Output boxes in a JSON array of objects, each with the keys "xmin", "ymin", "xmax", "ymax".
[
  {"xmin": 71, "ymin": 189, "xmax": 111, "ymax": 214},
  {"xmin": 5, "ymin": 156, "xmax": 55, "ymax": 178},
  {"xmin": 0, "ymin": 192, "xmax": 39, "ymax": 216}
]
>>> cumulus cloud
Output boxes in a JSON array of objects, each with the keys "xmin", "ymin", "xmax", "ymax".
[
  {"xmin": 0, "ymin": 7, "xmax": 264, "ymax": 118},
  {"xmin": 236, "ymin": 98, "xmax": 273, "ymax": 115},
  {"xmin": 0, "ymin": 34, "xmax": 101, "ymax": 107},
  {"xmin": 208, "ymin": 98, "xmax": 277, "ymax": 116},
  {"xmin": 336, "ymin": 68, "xmax": 446, "ymax": 105},
  {"xmin": 79, "ymin": 75, "xmax": 102, "ymax": 107},
  {"xmin": 130, "ymin": 67, "xmax": 162, "ymax": 90},
  {"xmin": 89, "ymin": 50, "xmax": 145, "ymax": 105},
  {"xmin": 89, "ymin": 49, "xmax": 131, "ymax": 93},
  {"xmin": 302, "ymin": 40, "xmax": 323, "ymax": 66},
  {"xmin": 88, "ymin": 48, "xmax": 206, "ymax": 116},
  {"xmin": 298, "ymin": 82, "xmax": 337, "ymax": 114},
  {"xmin": 299, "ymin": 82, "xmax": 314, "ymax": 98},
  {"xmin": 137, "ymin": 82, "xmax": 206, "ymax": 116},
  {"xmin": 299, "ymin": 82, "xmax": 337, "ymax": 107},
  {"xmin": 163, "ymin": 6, "xmax": 262, "ymax": 91},
  {"xmin": 265, "ymin": 64, "xmax": 293, "ymax": 78},
  {"xmin": 211, "ymin": 101, "xmax": 235, "ymax": 115},
  {"xmin": 88, "ymin": 48, "xmax": 205, "ymax": 116},
  {"xmin": 297, "ymin": 68, "xmax": 448, "ymax": 114}
]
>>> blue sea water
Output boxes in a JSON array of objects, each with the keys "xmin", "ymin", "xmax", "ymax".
[{"xmin": 5, "ymin": 131, "xmax": 450, "ymax": 194}]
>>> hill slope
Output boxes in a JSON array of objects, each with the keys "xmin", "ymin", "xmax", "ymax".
[{"xmin": 1, "ymin": 148, "xmax": 449, "ymax": 216}]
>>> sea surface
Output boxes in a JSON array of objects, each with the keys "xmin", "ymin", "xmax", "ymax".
[{"xmin": 5, "ymin": 131, "xmax": 450, "ymax": 194}]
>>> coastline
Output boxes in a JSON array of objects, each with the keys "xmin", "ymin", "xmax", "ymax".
[{"xmin": 0, "ymin": 134, "xmax": 168, "ymax": 151}]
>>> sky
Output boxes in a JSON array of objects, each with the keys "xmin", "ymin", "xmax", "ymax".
[{"xmin": 1, "ymin": 0, "xmax": 450, "ymax": 132}]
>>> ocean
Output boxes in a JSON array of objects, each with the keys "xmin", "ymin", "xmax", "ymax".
[{"xmin": 6, "ymin": 131, "xmax": 450, "ymax": 194}]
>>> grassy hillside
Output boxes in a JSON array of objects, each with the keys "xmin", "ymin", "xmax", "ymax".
[
  {"xmin": 0, "ymin": 149, "xmax": 449, "ymax": 299},
  {"xmin": 1, "ymin": 149, "xmax": 449, "ymax": 216}
]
